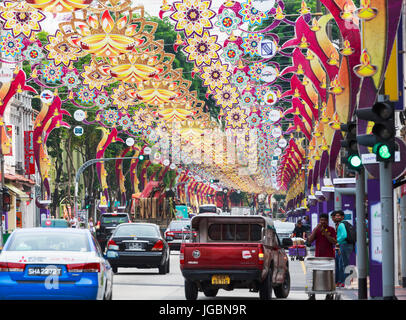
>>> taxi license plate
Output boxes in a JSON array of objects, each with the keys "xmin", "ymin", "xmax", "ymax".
[
  {"xmin": 211, "ymin": 275, "xmax": 230, "ymax": 285},
  {"xmin": 28, "ymin": 267, "xmax": 62, "ymax": 276}
]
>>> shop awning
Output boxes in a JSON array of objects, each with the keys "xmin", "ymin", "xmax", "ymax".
[{"xmin": 5, "ymin": 183, "xmax": 30, "ymax": 200}]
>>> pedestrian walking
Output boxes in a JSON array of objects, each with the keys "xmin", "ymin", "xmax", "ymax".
[
  {"xmin": 70, "ymin": 216, "xmax": 77, "ymax": 228},
  {"xmin": 88, "ymin": 217, "xmax": 95, "ymax": 234},
  {"xmin": 307, "ymin": 213, "xmax": 337, "ymax": 299},
  {"xmin": 331, "ymin": 210, "xmax": 355, "ymax": 287}
]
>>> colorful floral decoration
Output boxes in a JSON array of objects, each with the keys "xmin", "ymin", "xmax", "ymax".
[
  {"xmin": 239, "ymin": 0, "xmax": 269, "ymax": 26},
  {"xmin": 144, "ymin": 128, "xmax": 158, "ymax": 143},
  {"xmin": 214, "ymin": 8, "xmax": 241, "ymax": 35},
  {"xmin": 255, "ymin": 86, "xmax": 272, "ymax": 103},
  {"xmin": 23, "ymin": 42, "xmax": 44, "ymax": 65},
  {"xmin": 81, "ymin": 61, "xmax": 114, "ymax": 91},
  {"xmin": 224, "ymin": 107, "xmax": 248, "ymax": 129},
  {"xmin": 103, "ymin": 109, "xmax": 119, "ymax": 125},
  {"xmin": 248, "ymin": 62, "xmax": 267, "ymax": 81},
  {"xmin": 77, "ymin": 86, "xmax": 95, "ymax": 104},
  {"xmin": 0, "ymin": 1, "xmax": 45, "ymax": 39},
  {"xmin": 112, "ymin": 85, "xmax": 133, "ymax": 110},
  {"xmin": 0, "ymin": 32, "xmax": 24, "ymax": 58},
  {"xmin": 62, "ymin": 71, "xmax": 80, "ymax": 90},
  {"xmin": 41, "ymin": 61, "xmax": 63, "ymax": 83},
  {"xmin": 239, "ymin": 91, "xmax": 255, "ymax": 108},
  {"xmin": 214, "ymin": 85, "xmax": 239, "ymax": 109},
  {"xmin": 132, "ymin": 108, "xmax": 153, "ymax": 130},
  {"xmin": 183, "ymin": 31, "xmax": 221, "ymax": 66},
  {"xmin": 246, "ymin": 112, "xmax": 261, "ymax": 128},
  {"xmin": 170, "ymin": 0, "xmax": 216, "ymax": 37},
  {"xmin": 118, "ymin": 115, "xmax": 133, "ymax": 130},
  {"xmin": 241, "ymin": 33, "xmax": 263, "ymax": 57},
  {"xmin": 26, "ymin": 0, "xmax": 92, "ymax": 12},
  {"xmin": 221, "ymin": 42, "xmax": 242, "ymax": 65},
  {"xmin": 200, "ymin": 60, "xmax": 231, "ymax": 90},
  {"xmin": 45, "ymin": 31, "xmax": 82, "ymax": 66},
  {"xmin": 261, "ymin": 121, "xmax": 273, "ymax": 135},
  {"xmin": 232, "ymin": 70, "xmax": 249, "ymax": 91},
  {"xmin": 95, "ymin": 92, "xmax": 111, "ymax": 109}
]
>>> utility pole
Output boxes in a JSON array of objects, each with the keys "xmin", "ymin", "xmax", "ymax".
[
  {"xmin": 356, "ymin": 169, "xmax": 368, "ymax": 299},
  {"xmin": 380, "ymin": 161, "xmax": 395, "ymax": 299}
]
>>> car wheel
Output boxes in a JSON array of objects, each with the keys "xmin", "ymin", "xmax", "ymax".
[
  {"xmin": 158, "ymin": 262, "xmax": 167, "ymax": 274},
  {"xmin": 259, "ymin": 269, "xmax": 272, "ymax": 300},
  {"xmin": 274, "ymin": 271, "xmax": 290, "ymax": 298},
  {"xmin": 185, "ymin": 280, "xmax": 198, "ymax": 300},
  {"xmin": 112, "ymin": 266, "xmax": 118, "ymax": 274},
  {"xmin": 203, "ymin": 288, "xmax": 219, "ymax": 297}
]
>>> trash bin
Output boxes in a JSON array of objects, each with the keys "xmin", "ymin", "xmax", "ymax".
[
  {"xmin": 313, "ymin": 269, "xmax": 335, "ymax": 291},
  {"xmin": 305, "ymin": 257, "xmax": 336, "ymax": 292}
]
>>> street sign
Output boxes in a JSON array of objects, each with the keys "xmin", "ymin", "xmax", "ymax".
[
  {"xmin": 73, "ymin": 110, "xmax": 86, "ymax": 122},
  {"xmin": 40, "ymin": 90, "xmax": 55, "ymax": 104},
  {"xmin": 333, "ymin": 178, "xmax": 356, "ymax": 184},
  {"xmin": 24, "ymin": 131, "xmax": 35, "ymax": 175},
  {"xmin": 259, "ymin": 39, "xmax": 277, "ymax": 59},
  {"xmin": 362, "ymin": 152, "xmax": 400, "ymax": 164},
  {"xmin": 73, "ymin": 126, "xmax": 84, "ymax": 136},
  {"xmin": 125, "ymin": 137, "xmax": 135, "ymax": 146}
]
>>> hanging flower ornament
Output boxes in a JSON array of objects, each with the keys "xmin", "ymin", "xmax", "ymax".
[
  {"xmin": 183, "ymin": 31, "xmax": 221, "ymax": 66},
  {"xmin": 132, "ymin": 108, "xmax": 153, "ymax": 130},
  {"xmin": 248, "ymin": 62, "xmax": 267, "ymax": 82},
  {"xmin": 118, "ymin": 114, "xmax": 133, "ymax": 130},
  {"xmin": 214, "ymin": 85, "xmax": 239, "ymax": 109},
  {"xmin": 95, "ymin": 92, "xmax": 111, "ymax": 109},
  {"xmin": 255, "ymin": 86, "xmax": 272, "ymax": 103},
  {"xmin": 246, "ymin": 112, "xmax": 261, "ymax": 128},
  {"xmin": 221, "ymin": 42, "xmax": 242, "ymax": 65},
  {"xmin": 200, "ymin": 60, "xmax": 231, "ymax": 90},
  {"xmin": 239, "ymin": 0, "xmax": 269, "ymax": 26},
  {"xmin": 0, "ymin": 32, "xmax": 24, "ymax": 58},
  {"xmin": 81, "ymin": 60, "xmax": 114, "ymax": 91},
  {"xmin": 215, "ymin": 9, "xmax": 241, "ymax": 35},
  {"xmin": 241, "ymin": 33, "xmax": 263, "ymax": 57},
  {"xmin": 24, "ymin": 42, "xmax": 45, "ymax": 65},
  {"xmin": 224, "ymin": 106, "xmax": 248, "ymax": 129},
  {"xmin": 170, "ymin": 0, "xmax": 216, "ymax": 37},
  {"xmin": 41, "ymin": 61, "xmax": 63, "ymax": 83},
  {"xmin": 232, "ymin": 70, "xmax": 249, "ymax": 91},
  {"xmin": 0, "ymin": 1, "xmax": 45, "ymax": 39},
  {"xmin": 45, "ymin": 31, "xmax": 83, "ymax": 67},
  {"xmin": 76, "ymin": 86, "xmax": 96, "ymax": 104},
  {"xmin": 239, "ymin": 91, "xmax": 255, "ymax": 108},
  {"xmin": 103, "ymin": 109, "xmax": 119, "ymax": 125},
  {"xmin": 62, "ymin": 71, "xmax": 80, "ymax": 90}
]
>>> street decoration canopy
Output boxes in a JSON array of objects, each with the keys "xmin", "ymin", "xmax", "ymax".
[{"xmin": 0, "ymin": 0, "xmax": 404, "ymax": 213}]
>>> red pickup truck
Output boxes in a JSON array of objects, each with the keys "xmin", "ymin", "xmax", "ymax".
[{"xmin": 180, "ymin": 214, "xmax": 293, "ymax": 300}]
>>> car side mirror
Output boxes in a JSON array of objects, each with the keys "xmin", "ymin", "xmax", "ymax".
[{"xmin": 282, "ymin": 238, "xmax": 293, "ymax": 248}]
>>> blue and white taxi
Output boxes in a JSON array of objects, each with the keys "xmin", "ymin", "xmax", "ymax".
[{"xmin": 0, "ymin": 228, "xmax": 113, "ymax": 300}]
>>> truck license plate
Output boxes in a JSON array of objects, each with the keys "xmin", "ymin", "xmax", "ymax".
[{"xmin": 211, "ymin": 275, "xmax": 230, "ymax": 285}]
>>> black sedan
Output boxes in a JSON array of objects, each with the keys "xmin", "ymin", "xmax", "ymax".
[{"xmin": 105, "ymin": 223, "xmax": 170, "ymax": 275}]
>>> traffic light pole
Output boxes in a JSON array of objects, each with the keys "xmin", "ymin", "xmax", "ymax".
[
  {"xmin": 380, "ymin": 161, "xmax": 396, "ymax": 299},
  {"xmin": 356, "ymin": 169, "xmax": 368, "ymax": 299}
]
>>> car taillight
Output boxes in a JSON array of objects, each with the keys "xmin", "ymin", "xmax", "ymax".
[
  {"xmin": 67, "ymin": 262, "xmax": 100, "ymax": 273},
  {"xmin": 151, "ymin": 240, "xmax": 164, "ymax": 251},
  {"xmin": 0, "ymin": 262, "xmax": 25, "ymax": 272},
  {"xmin": 107, "ymin": 239, "xmax": 119, "ymax": 251},
  {"xmin": 258, "ymin": 245, "xmax": 264, "ymax": 265},
  {"xmin": 165, "ymin": 231, "xmax": 174, "ymax": 238},
  {"xmin": 180, "ymin": 244, "xmax": 185, "ymax": 265}
]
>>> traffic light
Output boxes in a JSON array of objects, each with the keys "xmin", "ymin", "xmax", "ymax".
[
  {"xmin": 340, "ymin": 121, "xmax": 362, "ymax": 171},
  {"xmin": 2, "ymin": 188, "xmax": 11, "ymax": 212},
  {"xmin": 138, "ymin": 154, "xmax": 149, "ymax": 161},
  {"xmin": 84, "ymin": 195, "xmax": 90, "ymax": 209},
  {"xmin": 210, "ymin": 179, "xmax": 219, "ymax": 183},
  {"xmin": 356, "ymin": 102, "xmax": 396, "ymax": 162}
]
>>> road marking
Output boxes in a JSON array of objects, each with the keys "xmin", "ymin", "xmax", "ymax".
[{"xmin": 300, "ymin": 261, "xmax": 306, "ymax": 275}]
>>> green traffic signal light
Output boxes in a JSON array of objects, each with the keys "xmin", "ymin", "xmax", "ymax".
[
  {"xmin": 138, "ymin": 154, "xmax": 145, "ymax": 161},
  {"xmin": 374, "ymin": 143, "xmax": 392, "ymax": 160},
  {"xmin": 348, "ymin": 154, "xmax": 362, "ymax": 168}
]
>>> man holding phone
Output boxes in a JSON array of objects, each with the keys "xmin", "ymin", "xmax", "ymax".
[{"xmin": 307, "ymin": 213, "xmax": 337, "ymax": 257}]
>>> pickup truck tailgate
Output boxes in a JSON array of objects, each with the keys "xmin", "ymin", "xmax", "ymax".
[{"xmin": 182, "ymin": 243, "xmax": 262, "ymax": 269}]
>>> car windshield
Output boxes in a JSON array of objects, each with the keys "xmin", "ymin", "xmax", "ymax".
[
  {"xmin": 114, "ymin": 225, "xmax": 159, "ymax": 238},
  {"xmin": 199, "ymin": 206, "xmax": 216, "ymax": 213},
  {"xmin": 101, "ymin": 215, "xmax": 129, "ymax": 224},
  {"xmin": 7, "ymin": 232, "xmax": 90, "ymax": 252},
  {"xmin": 169, "ymin": 221, "xmax": 190, "ymax": 230}
]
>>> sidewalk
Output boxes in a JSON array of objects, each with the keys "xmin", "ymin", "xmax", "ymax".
[{"xmin": 338, "ymin": 279, "xmax": 406, "ymax": 300}]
